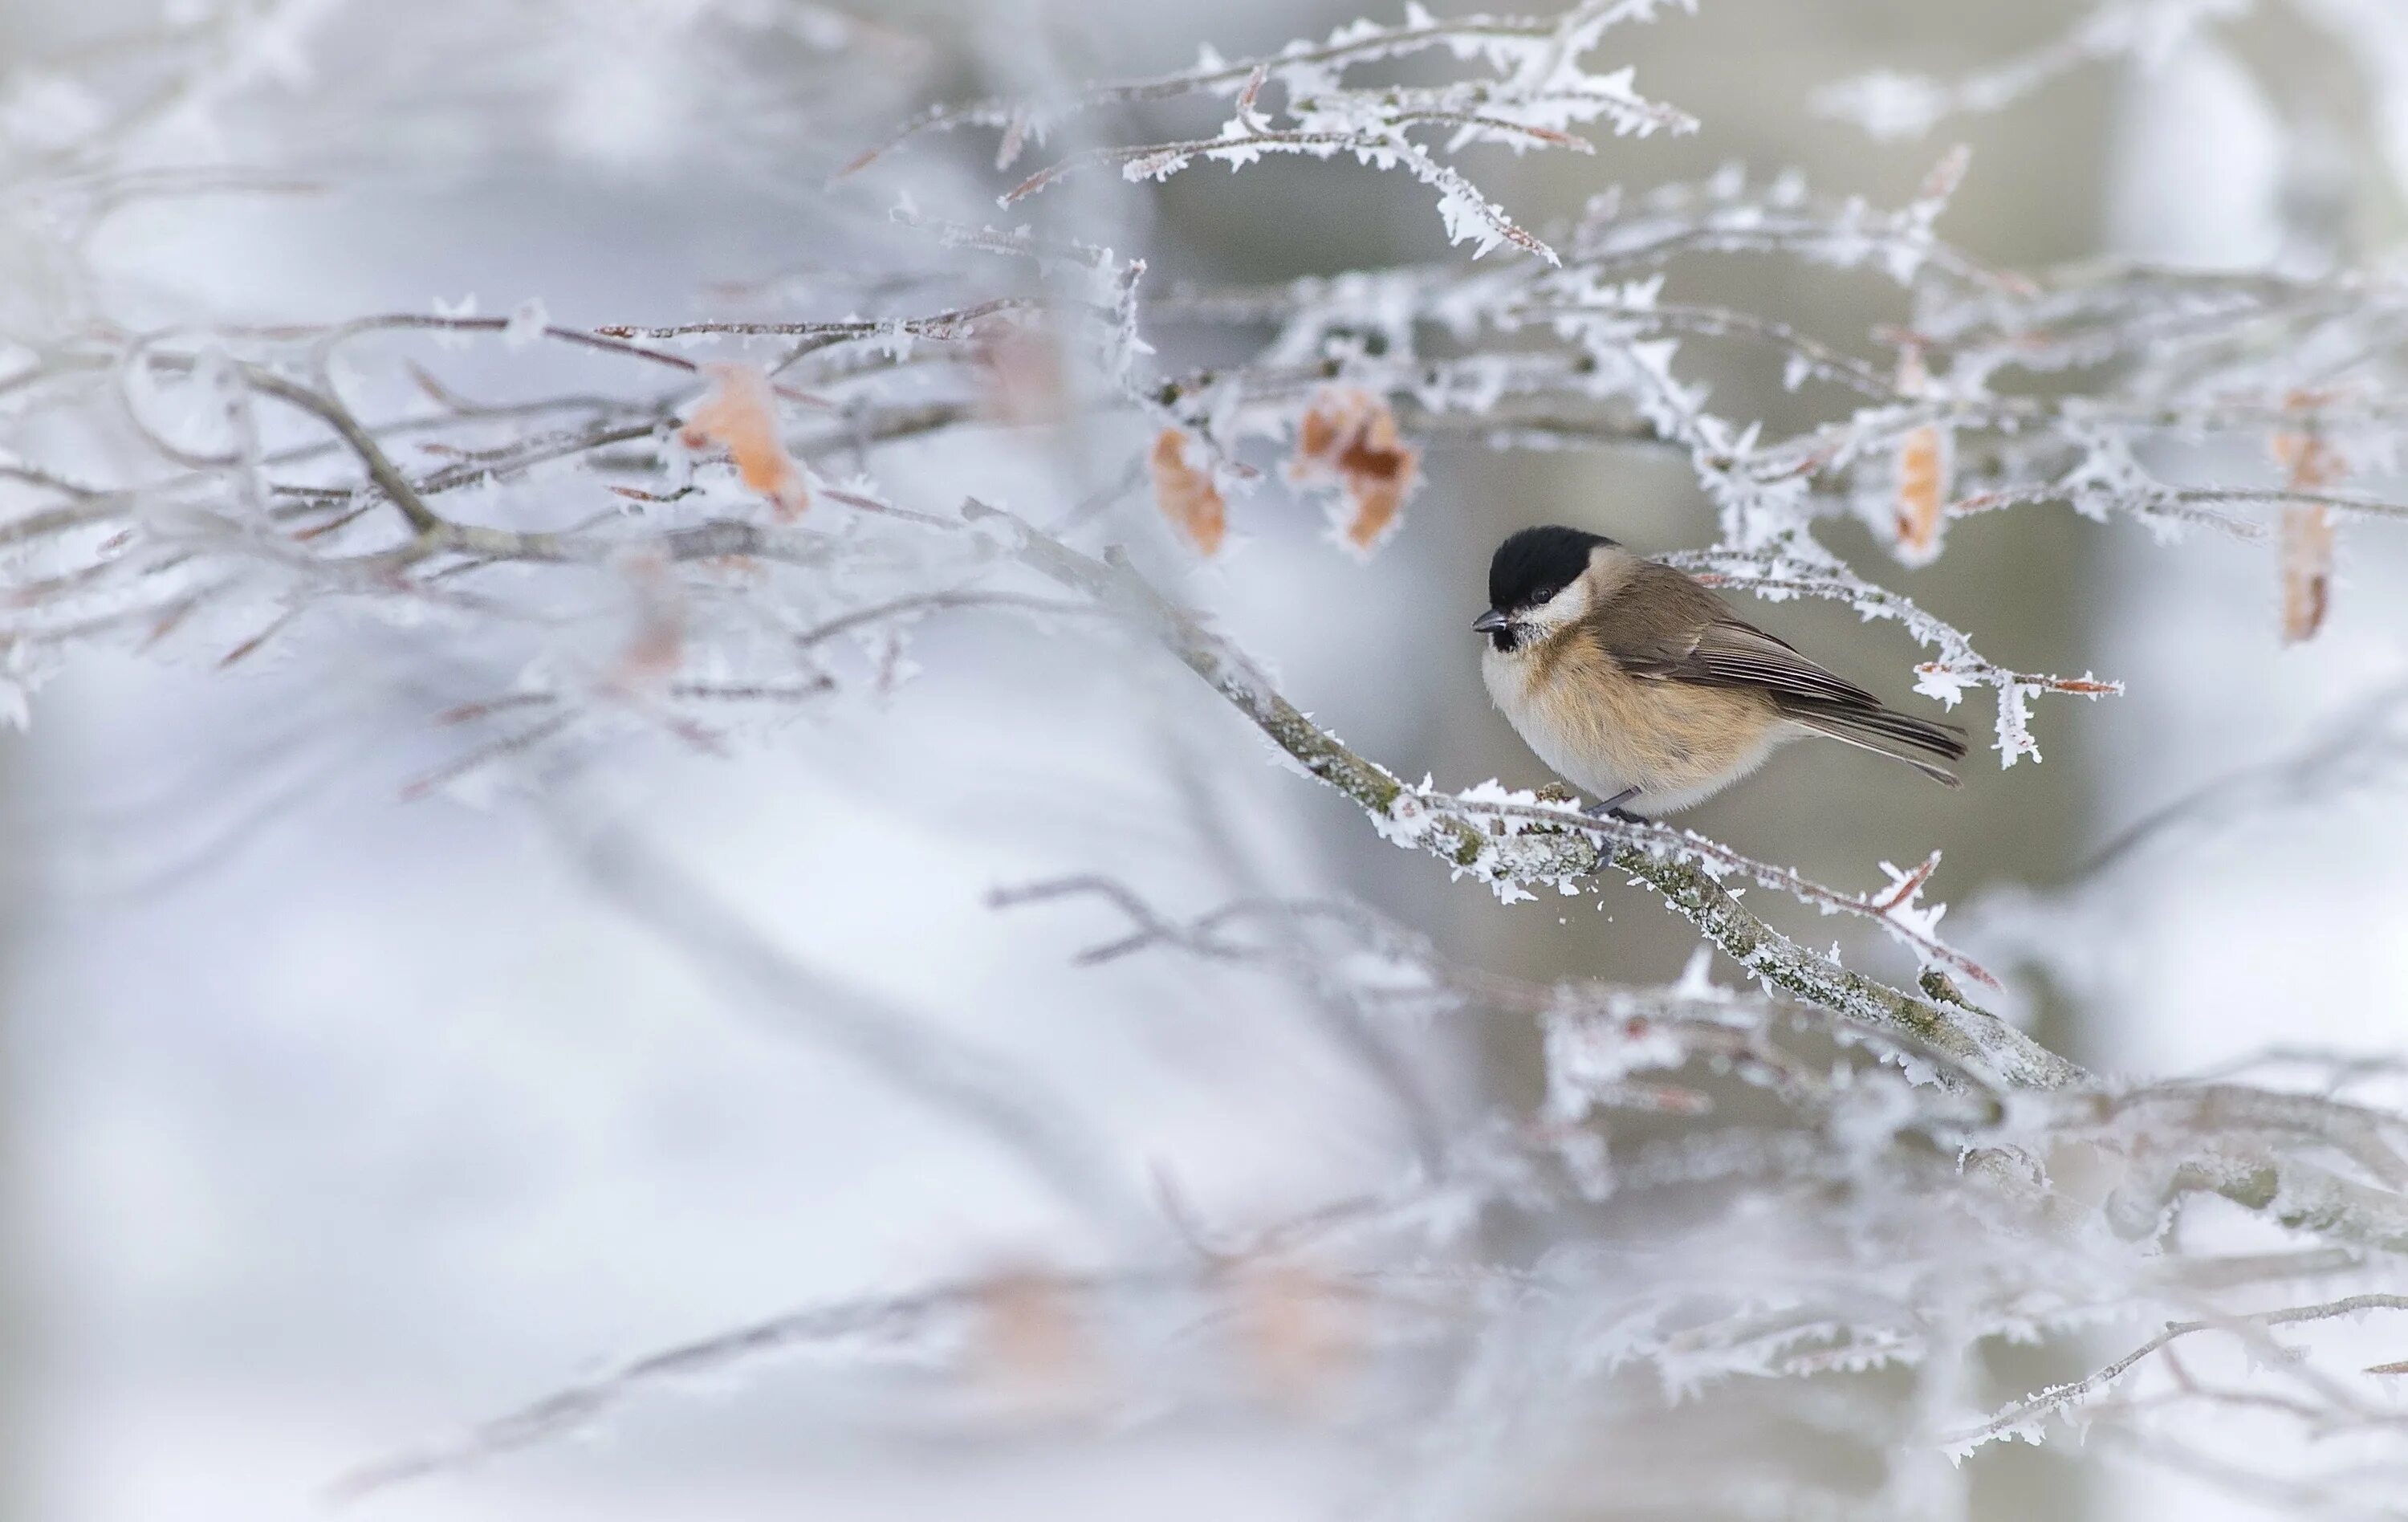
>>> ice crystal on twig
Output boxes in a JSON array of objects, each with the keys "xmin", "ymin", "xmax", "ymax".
[{"xmin": 847, "ymin": 2, "xmax": 1699, "ymax": 262}]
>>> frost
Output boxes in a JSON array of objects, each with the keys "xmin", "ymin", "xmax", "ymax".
[
  {"xmin": 502, "ymin": 297, "xmax": 549, "ymax": 350},
  {"xmin": 8, "ymin": 6, "xmax": 2408, "ymax": 1516},
  {"xmin": 1817, "ymin": 0, "xmax": 2247, "ymax": 140},
  {"xmin": 430, "ymin": 293, "xmax": 478, "ymax": 350},
  {"xmin": 0, "ymin": 71, "xmax": 107, "ymax": 152},
  {"xmin": 852, "ymin": 0, "xmax": 1700, "ymax": 264},
  {"xmin": 1914, "ymin": 664, "xmax": 1978, "ymax": 710}
]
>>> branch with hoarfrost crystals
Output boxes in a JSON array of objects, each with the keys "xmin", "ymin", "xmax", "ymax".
[
  {"xmin": 1147, "ymin": 151, "xmax": 2004, "ymax": 342},
  {"xmin": 962, "ymin": 500, "xmax": 2085, "ymax": 1092},
  {"xmin": 1663, "ymin": 543, "xmax": 2121, "ymax": 766},
  {"xmin": 1948, "ymin": 1293, "xmax": 2408, "ymax": 1455},
  {"xmin": 332, "ymin": 1269, "xmax": 1179, "ymax": 1499},
  {"xmin": 845, "ymin": 1, "xmax": 1695, "ymax": 262},
  {"xmin": 2083, "ymin": 677, "xmax": 2408, "ymax": 881},
  {"xmin": 1947, "ymin": 476, "xmax": 2408, "ymax": 533},
  {"xmin": 1814, "ymin": 0, "xmax": 2245, "ymax": 142},
  {"xmin": 559, "ymin": 817, "xmax": 1157, "ymax": 1243},
  {"xmin": 235, "ymin": 364, "xmax": 445, "ymax": 536},
  {"xmin": 2112, "ymin": 1084, "xmax": 2408, "ymax": 1190},
  {"xmin": 1973, "ymin": 678, "xmax": 2408, "ymax": 1000},
  {"xmin": 1568, "ymin": 151, "xmax": 2025, "ymax": 293},
  {"xmin": 332, "ymin": 862, "xmax": 2408, "ymax": 1506},
  {"xmin": 993, "ymin": 874, "xmax": 2019, "ymax": 1112},
  {"xmin": 844, "ymin": 0, "xmax": 1691, "ymax": 171},
  {"xmin": 1007, "ymin": 131, "xmax": 1561, "ymax": 264},
  {"xmin": 1511, "ymin": 297, "xmax": 1904, "ymax": 397},
  {"xmin": 327, "ymin": 918, "xmax": 2030, "ymax": 1500},
  {"xmin": 592, "ymin": 297, "xmax": 1057, "ymax": 351}
]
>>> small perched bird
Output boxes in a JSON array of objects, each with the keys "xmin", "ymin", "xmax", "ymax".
[{"xmin": 1474, "ymin": 525, "xmax": 1967, "ymax": 818}]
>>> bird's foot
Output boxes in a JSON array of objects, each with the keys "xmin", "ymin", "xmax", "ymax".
[{"xmin": 1585, "ymin": 787, "xmax": 1643, "ymax": 823}]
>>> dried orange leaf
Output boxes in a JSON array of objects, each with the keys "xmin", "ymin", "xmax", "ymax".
[
  {"xmin": 614, "ymin": 550, "xmax": 685, "ymax": 690},
  {"xmin": 1232, "ymin": 1260, "xmax": 1351, "ymax": 1410},
  {"xmin": 679, "ymin": 361, "xmax": 811, "ymax": 520},
  {"xmin": 971, "ymin": 1270, "xmax": 1094, "ymax": 1411},
  {"xmin": 1149, "ymin": 427, "xmax": 1226, "ymax": 556},
  {"xmin": 2272, "ymin": 396, "xmax": 2342, "ymax": 643},
  {"xmin": 1893, "ymin": 423, "xmax": 1949, "ymax": 566},
  {"xmin": 1286, "ymin": 386, "xmax": 1419, "ymax": 557},
  {"xmin": 980, "ymin": 328, "xmax": 1066, "ymax": 427},
  {"xmin": 2279, "ymin": 501, "xmax": 2335, "ymax": 644},
  {"xmin": 2270, "ymin": 430, "xmax": 2339, "ymax": 488}
]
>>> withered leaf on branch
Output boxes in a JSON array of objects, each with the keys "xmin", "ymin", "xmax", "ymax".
[
  {"xmin": 1287, "ymin": 386, "xmax": 1419, "ymax": 557},
  {"xmin": 971, "ymin": 1269, "xmax": 1098, "ymax": 1414},
  {"xmin": 1893, "ymin": 423, "xmax": 1950, "ymax": 566},
  {"xmin": 679, "ymin": 361, "xmax": 812, "ymax": 520},
  {"xmin": 980, "ymin": 328, "xmax": 1067, "ymax": 428},
  {"xmin": 613, "ymin": 549, "xmax": 685, "ymax": 692},
  {"xmin": 1149, "ymin": 427, "xmax": 1226, "ymax": 557},
  {"xmin": 1231, "ymin": 1260, "xmax": 1353, "ymax": 1410},
  {"xmin": 2272, "ymin": 401, "xmax": 2342, "ymax": 644},
  {"xmin": 2277, "ymin": 500, "xmax": 2336, "ymax": 645}
]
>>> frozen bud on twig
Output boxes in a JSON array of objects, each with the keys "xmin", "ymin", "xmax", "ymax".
[
  {"xmin": 1287, "ymin": 386, "xmax": 1419, "ymax": 557},
  {"xmin": 1149, "ymin": 427, "xmax": 1226, "ymax": 556},
  {"xmin": 678, "ymin": 361, "xmax": 812, "ymax": 520}
]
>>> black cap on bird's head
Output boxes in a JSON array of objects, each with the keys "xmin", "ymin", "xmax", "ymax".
[{"xmin": 1474, "ymin": 525, "xmax": 1616, "ymax": 647}]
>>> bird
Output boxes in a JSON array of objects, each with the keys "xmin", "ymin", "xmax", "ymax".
[{"xmin": 1473, "ymin": 525, "xmax": 1967, "ymax": 820}]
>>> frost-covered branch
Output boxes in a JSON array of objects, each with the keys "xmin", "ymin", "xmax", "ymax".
[
  {"xmin": 17, "ymin": 5, "xmax": 2408, "ymax": 1514},
  {"xmin": 1950, "ymin": 1293, "xmax": 2408, "ymax": 1455},
  {"xmin": 846, "ymin": 1, "xmax": 1698, "ymax": 262},
  {"xmin": 342, "ymin": 872, "xmax": 2408, "ymax": 1506},
  {"xmin": 1815, "ymin": 0, "xmax": 2245, "ymax": 141},
  {"xmin": 970, "ymin": 499, "xmax": 2085, "ymax": 1090},
  {"xmin": 1662, "ymin": 543, "xmax": 2121, "ymax": 766}
]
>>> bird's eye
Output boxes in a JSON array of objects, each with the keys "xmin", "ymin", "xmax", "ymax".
[{"xmin": 1531, "ymin": 585, "xmax": 1560, "ymax": 604}]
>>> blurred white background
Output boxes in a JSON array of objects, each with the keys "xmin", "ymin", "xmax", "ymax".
[{"xmin": 7, "ymin": 2, "xmax": 2408, "ymax": 1519}]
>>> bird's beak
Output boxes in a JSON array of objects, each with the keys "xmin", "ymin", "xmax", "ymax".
[{"xmin": 1470, "ymin": 608, "xmax": 1511, "ymax": 634}]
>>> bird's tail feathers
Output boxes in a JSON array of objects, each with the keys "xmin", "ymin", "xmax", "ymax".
[{"xmin": 1780, "ymin": 700, "xmax": 1967, "ymax": 788}]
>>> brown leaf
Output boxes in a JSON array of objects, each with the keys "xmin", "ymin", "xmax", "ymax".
[
  {"xmin": 1287, "ymin": 386, "xmax": 1420, "ymax": 556},
  {"xmin": 613, "ymin": 549, "xmax": 685, "ymax": 691},
  {"xmin": 1893, "ymin": 423, "xmax": 1950, "ymax": 565},
  {"xmin": 1149, "ymin": 427, "xmax": 1226, "ymax": 556},
  {"xmin": 2272, "ymin": 394, "xmax": 2342, "ymax": 643},
  {"xmin": 678, "ymin": 361, "xmax": 811, "ymax": 520},
  {"xmin": 2279, "ymin": 501, "xmax": 2335, "ymax": 644},
  {"xmin": 979, "ymin": 328, "xmax": 1066, "ymax": 427},
  {"xmin": 1230, "ymin": 1260, "xmax": 1352, "ymax": 1410},
  {"xmin": 970, "ymin": 1269, "xmax": 1096, "ymax": 1414}
]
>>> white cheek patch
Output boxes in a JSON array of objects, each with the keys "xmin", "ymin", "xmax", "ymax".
[{"xmin": 1520, "ymin": 578, "xmax": 1589, "ymax": 632}]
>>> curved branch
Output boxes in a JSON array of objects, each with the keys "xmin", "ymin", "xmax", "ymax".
[{"xmin": 966, "ymin": 500, "xmax": 2089, "ymax": 1093}]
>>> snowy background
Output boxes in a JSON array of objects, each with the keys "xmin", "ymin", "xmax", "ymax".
[{"xmin": 6, "ymin": 2, "xmax": 2408, "ymax": 1519}]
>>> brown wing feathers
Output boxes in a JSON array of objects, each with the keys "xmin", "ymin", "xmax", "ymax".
[
  {"xmin": 1686, "ymin": 621, "xmax": 1883, "ymax": 710},
  {"xmin": 1592, "ymin": 561, "xmax": 1968, "ymax": 772}
]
